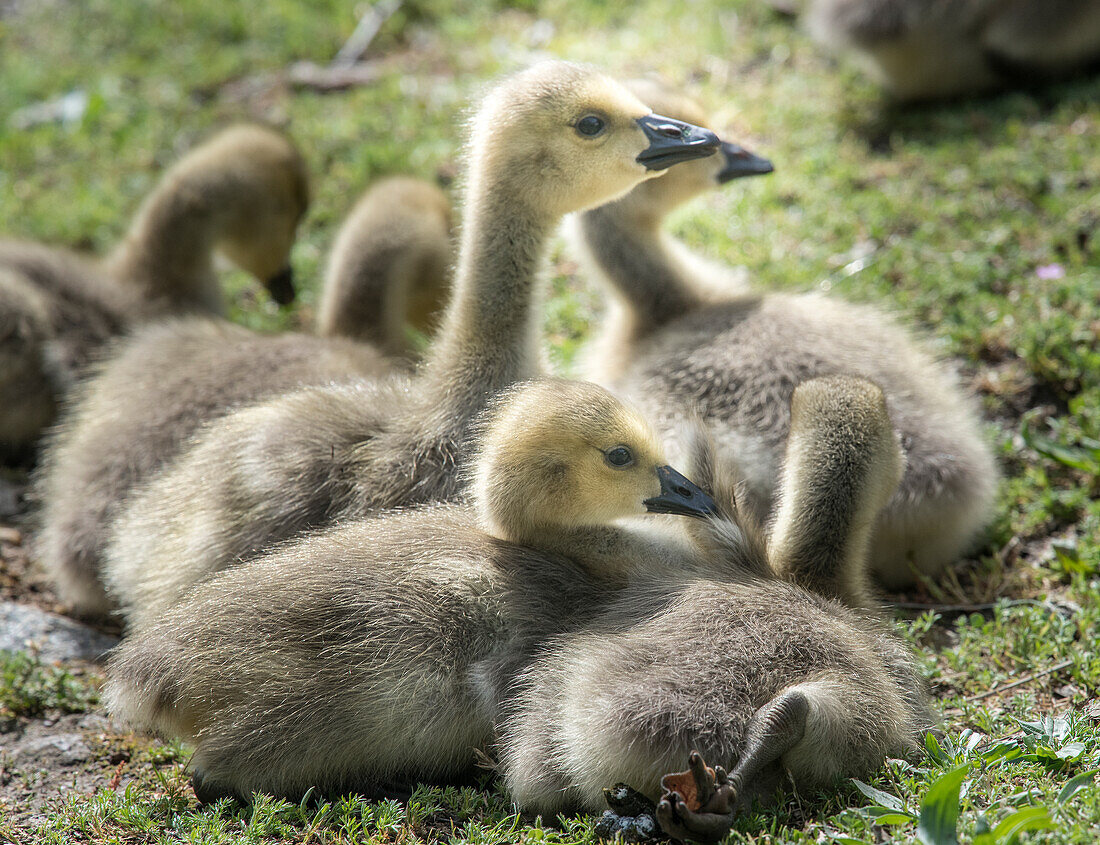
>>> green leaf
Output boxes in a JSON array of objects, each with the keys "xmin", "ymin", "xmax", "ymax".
[
  {"xmin": 1057, "ymin": 769, "xmax": 1098, "ymax": 804},
  {"xmin": 1017, "ymin": 718, "xmax": 1046, "ymax": 737},
  {"xmin": 961, "ymin": 730, "xmax": 985, "ymax": 757},
  {"xmin": 852, "ymin": 779, "xmax": 908, "ymax": 814},
  {"xmin": 1056, "ymin": 741, "xmax": 1086, "ymax": 760},
  {"xmin": 925, "ymin": 732, "xmax": 950, "ymax": 764},
  {"xmin": 1021, "ymin": 419, "xmax": 1100, "ymax": 473},
  {"xmin": 1051, "ymin": 718, "xmax": 1071, "ymax": 743},
  {"xmin": 916, "ymin": 763, "xmax": 970, "ymax": 845},
  {"xmin": 991, "ymin": 806, "xmax": 1054, "ymax": 843},
  {"xmin": 874, "ymin": 813, "xmax": 917, "ymax": 826},
  {"xmin": 982, "ymin": 741, "xmax": 1023, "ymax": 764},
  {"xmin": 1031, "ymin": 746, "xmax": 1060, "ymax": 763}
]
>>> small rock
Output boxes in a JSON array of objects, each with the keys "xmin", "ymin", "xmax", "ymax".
[
  {"xmin": 604, "ymin": 783, "xmax": 656, "ymax": 817},
  {"xmin": 8, "ymin": 89, "xmax": 88, "ymax": 130},
  {"xmin": 1055, "ymin": 684, "xmax": 1081, "ymax": 700},
  {"xmin": 0, "ymin": 602, "xmax": 118, "ymax": 662},
  {"xmin": 12, "ymin": 733, "xmax": 93, "ymax": 766}
]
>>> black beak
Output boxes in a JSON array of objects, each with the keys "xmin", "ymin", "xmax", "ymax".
[
  {"xmin": 265, "ymin": 265, "xmax": 296, "ymax": 306},
  {"xmin": 635, "ymin": 114, "xmax": 721, "ymax": 171},
  {"xmin": 644, "ymin": 465, "xmax": 719, "ymax": 519},
  {"xmin": 716, "ymin": 141, "xmax": 774, "ymax": 183}
]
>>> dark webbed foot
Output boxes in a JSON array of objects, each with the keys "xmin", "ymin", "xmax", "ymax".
[
  {"xmin": 191, "ymin": 770, "xmax": 242, "ymax": 805},
  {"xmin": 595, "ymin": 783, "xmax": 661, "ymax": 842},
  {"xmin": 657, "ymin": 691, "xmax": 813, "ymax": 841},
  {"xmin": 656, "ymin": 751, "xmax": 736, "ymax": 842}
]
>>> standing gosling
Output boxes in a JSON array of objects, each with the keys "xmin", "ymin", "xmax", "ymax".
[
  {"xmin": 104, "ymin": 378, "xmax": 717, "ymax": 801},
  {"xmin": 577, "ymin": 79, "xmax": 996, "ymax": 590},
  {"xmin": 32, "ymin": 180, "xmax": 414, "ymax": 620},
  {"xmin": 317, "ymin": 176, "xmax": 453, "ymax": 360},
  {"xmin": 807, "ymin": 0, "xmax": 1100, "ymax": 100},
  {"xmin": 0, "ymin": 124, "xmax": 308, "ymax": 457},
  {"xmin": 94, "ymin": 61, "xmax": 720, "ymax": 621},
  {"xmin": 498, "ymin": 377, "xmax": 934, "ymax": 841}
]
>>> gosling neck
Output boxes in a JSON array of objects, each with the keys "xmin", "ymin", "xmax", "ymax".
[
  {"xmin": 767, "ymin": 443, "xmax": 878, "ymax": 608},
  {"xmin": 318, "ymin": 239, "xmax": 415, "ymax": 358},
  {"xmin": 580, "ymin": 198, "xmax": 706, "ymax": 339},
  {"xmin": 423, "ymin": 171, "xmax": 550, "ymax": 404},
  {"xmin": 106, "ymin": 173, "xmax": 225, "ymax": 314},
  {"xmin": 498, "ymin": 516, "xmax": 695, "ymax": 584}
]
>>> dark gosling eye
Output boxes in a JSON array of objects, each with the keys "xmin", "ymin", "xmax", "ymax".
[
  {"xmin": 576, "ymin": 115, "xmax": 605, "ymax": 137},
  {"xmin": 605, "ymin": 446, "xmax": 634, "ymax": 468}
]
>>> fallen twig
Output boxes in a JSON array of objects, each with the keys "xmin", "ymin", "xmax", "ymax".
[
  {"xmin": 332, "ymin": 0, "xmax": 403, "ymax": 67},
  {"xmin": 286, "ymin": 61, "xmax": 383, "ymax": 92},
  {"xmin": 891, "ymin": 598, "xmax": 1079, "ymax": 620},
  {"xmin": 965, "ymin": 659, "xmax": 1075, "ymax": 703}
]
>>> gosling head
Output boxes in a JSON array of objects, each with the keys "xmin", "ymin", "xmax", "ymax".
[
  {"xmin": 466, "ymin": 61, "xmax": 722, "ymax": 221},
  {"xmin": 472, "ymin": 379, "xmax": 717, "ymax": 544},
  {"xmin": 176, "ymin": 124, "xmax": 310, "ymax": 305},
  {"xmin": 612, "ymin": 78, "xmax": 773, "ymax": 218}
]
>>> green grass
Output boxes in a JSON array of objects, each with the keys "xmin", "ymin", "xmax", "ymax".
[
  {"xmin": 1, "ymin": 0, "xmax": 1099, "ymax": 841},
  {"xmin": 0, "ymin": 650, "xmax": 99, "ymax": 719}
]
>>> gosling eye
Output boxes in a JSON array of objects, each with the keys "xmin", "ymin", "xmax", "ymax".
[
  {"xmin": 575, "ymin": 115, "xmax": 606, "ymax": 138},
  {"xmin": 604, "ymin": 445, "xmax": 634, "ymax": 468}
]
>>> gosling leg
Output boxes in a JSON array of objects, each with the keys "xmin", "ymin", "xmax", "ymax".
[{"xmin": 656, "ymin": 689, "xmax": 809, "ymax": 842}]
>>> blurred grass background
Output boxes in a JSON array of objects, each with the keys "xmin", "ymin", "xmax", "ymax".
[{"xmin": 1, "ymin": 0, "xmax": 1099, "ymax": 841}]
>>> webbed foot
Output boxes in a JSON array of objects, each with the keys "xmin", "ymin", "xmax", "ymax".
[
  {"xmin": 191, "ymin": 770, "xmax": 241, "ymax": 805},
  {"xmin": 595, "ymin": 783, "xmax": 661, "ymax": 842},
  {"xmin": 656, "ymin": 751, "xmax": 736, "ymax": 842}
]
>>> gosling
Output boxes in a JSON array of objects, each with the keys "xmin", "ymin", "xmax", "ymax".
[
  {"xmin": 0, "ymin": 124, "xmax": 308, "ymax": 457},
  {"xmin": 577, "ymin": 78, "xmax": 996, "ymax": 590},
  {"xmin": 32, "ymin": 180, "xmax": 420, "ymax": 619},
  {"xmin": 498, "ymin": 376, "xmax": 934, "ymax": 841},
  {"xmin": 317, "ymin": 176, "xmax": 453, "ymax": 360},
  {"xmin": 104, "ymin": 378, "xmax": 718, "ymax": 800},
  {"xmin": 807, "ymin": 0, "xmax": 1100, "ymax": 100}
]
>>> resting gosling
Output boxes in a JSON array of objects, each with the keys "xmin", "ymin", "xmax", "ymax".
[
  {"xmin": 317, "ymin": 176, "xmax": 453, "ymax": 360},
  {"xmin": 807, "ymin": 0, "xmax": 1100, "ymax": 100},
  {"xmin": 0, "ymin": 125, "xmax": 308, "ymax": 457},
  {"xmin": 32, "ymin": 182, "xmax": 412, "ymax": 619},
  {"xmin": 498, "ymin": 376, "xmax": 934, "ymax": 841},
  {"xmin": 104, "ymin": 378, "xmax": 717, "ymax": 799},
  {"xmin": 94, "ymin": 61, "xmax": 720, "ymax": 622},
  {"xmin": 577, "ymin": 80, "xmax": 996, "ymax": 589}
]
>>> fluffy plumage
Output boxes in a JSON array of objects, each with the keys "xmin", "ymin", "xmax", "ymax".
[
  {"xmin": 577, "ymin": 80, "xmax": 996, "ymax": 589},
  {"xmin": 93, "ymin": 61, "xmax": 719, "ymax": 624},
  {"xmin": 498, "ymin": 376, "xmax": 934, "ymax": 836},
  {"xmin": 317, "ymin": 176, "xmax": 453, "ymax": 360},
  {"xmin": 104, "ymin": 378, "xmax": 707, "ymax": 796},
  {"xmin": 0, "ymin": 125, "xmax": 309, "ymax": 456},
  {"xmin": 807, "ymin": 0, "xmax": 1100, "ymax": 100}
]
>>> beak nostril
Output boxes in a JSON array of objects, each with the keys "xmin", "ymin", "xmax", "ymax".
[
  {"xmin": 636, "ymin": 115, "xmax": 719, "ymax": 171},
  {"xmin": 674, "ymin": 485, "xmax": 692, "ymax": 498}
]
